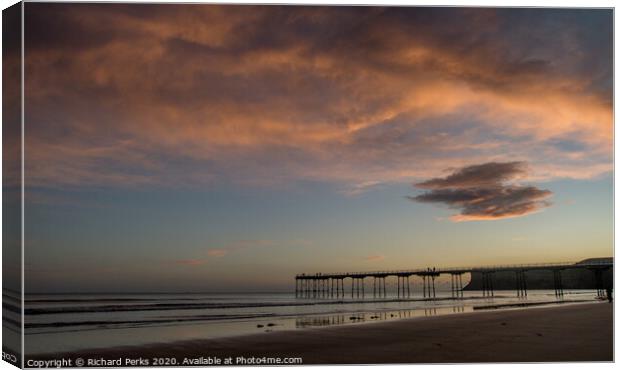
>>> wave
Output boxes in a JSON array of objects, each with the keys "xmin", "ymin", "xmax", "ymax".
[
  {"xmin": 26, "ymin": 301, "xmax": 317, "ymax": 315},
  {"xmin": 26, "ymin": 313, "xmax": 279, "ymax": 331},
  {"xmin": 24, "ymin": 296, "xmax": 488, "ymax": 315},
  {"xmin": 25, "ymin": 296, "xmax": 239, "ymax": 303}
]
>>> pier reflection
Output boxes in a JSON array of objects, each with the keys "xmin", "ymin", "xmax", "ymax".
[{"xmin": 295, "ymin": 305, "xmax": 471, "ymax": 329}]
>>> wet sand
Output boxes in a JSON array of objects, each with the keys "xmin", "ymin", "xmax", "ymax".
[{"xmin": 32, "ymin": 302, "xmax": 613, "ymax": 364}]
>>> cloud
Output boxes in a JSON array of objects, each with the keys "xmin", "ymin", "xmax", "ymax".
[
  {"xmin": 415, "ymin": 162, "xmax": 526, "ymax": 189},
  {"xmin": 207, "ymin": 249, "xmax": 228, "ymax": 257},
  {"xmin": 206, "ymin": 241, "xmax": 271, "ymax": 258},
  {"xmin": 410, "ymin": 161, "xmax": 552, "ymax": 222},
  {"xmin": 23, "ymin": 6, "xmax": 612, "ymax": 191},
  {"xmin": 167, "ymin": 239, "xmax": 309, "ymax": 273},
  {"xmin": 364, "ymin": 255, "xmax": 385, "ymax": 262},
  {"xmin": 341, "ymin": 180, "xmax": 384, "ymax": 196}
]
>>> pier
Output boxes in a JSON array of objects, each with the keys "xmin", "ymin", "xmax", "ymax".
[{"xmin": 295, "ymin": 260, "xmax": 612, "ymax": 299}]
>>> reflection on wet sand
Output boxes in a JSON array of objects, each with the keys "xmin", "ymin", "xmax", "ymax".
[{"xmin": 295, "ymin": 305, "xmax": 471, "ymax": 328}]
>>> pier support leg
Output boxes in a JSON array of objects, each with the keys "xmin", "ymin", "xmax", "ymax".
[
  {"xmin": 361, "ymin": 278, "xmax": 364, "ymax": 297},
  {"xmin": 482, "ymin": 272, "xmax": 492, "ymax": 298},
  {"xmin": 593, "ymin": 269, "xmax": 604, "ymax": 297},
  {"xmin": 486, "ymin": 272, "xmax": 490, "ymax": 297},
  {"xmin": 482, "ymin": 272, "xmax": 494, "ymax": 298},
  {"xmin": 516, "ymin": 270, "xmax": 527, "ymax": 298},
  {"xmin": 407, "ymin": 276, "xmax": 410, "ymax": 298},
  {"xmin": 373, "ymin": 277, "xmax": 377, "ymax": 298},
  {"xmin": 451, "ymin": 274, "xmax": 456, "ymax": 298},
  {"xmin": 383, "ymin": 277, "xmax": 386, "ymax": 298},
  {"xmin": 554, "ymin": 270, "xmax": 564, "ymax": 298},
  {"xmin": 336, "ymin": 279, "xmax": 339, "ymax": 298},
  {"xmin": 313, "ymin": 279, "xmax": 316, "ymax": 298},
  {"xmin": 351, "ymin": 278, "xmax": 354, "ymax": 298},
  {"xmin": 451, "ymin": 273, "xmax": 464, "ymax": 299}
]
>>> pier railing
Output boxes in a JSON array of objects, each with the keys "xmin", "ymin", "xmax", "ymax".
[{"xmin": 295, "ymin": 260, "xmax": 612, "ymax": 279}]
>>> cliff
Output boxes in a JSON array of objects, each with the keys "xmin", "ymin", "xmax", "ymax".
[{"xmin": 463, "ymin": 258, "xmax": 613, "ymax": 290}]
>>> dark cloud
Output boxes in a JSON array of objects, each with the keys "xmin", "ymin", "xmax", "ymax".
[
  {"xmin": 415, "ymin": 161, "xmax": 526, "ymax": 189},
  {"xmin": 24, "ymin": 4, "xmax": 127, "ymax": 51},
  {"xmin": 410, "ymin": 162, "xmax": 552, "ymax": 221}
]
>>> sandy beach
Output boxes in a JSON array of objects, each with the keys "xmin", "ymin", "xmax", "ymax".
[{"xmin": 30, "ymin": 301, "xmax": 613, "ymax": 365}]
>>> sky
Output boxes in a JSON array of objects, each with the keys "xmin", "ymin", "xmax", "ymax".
[{"xmin": 19, "ymin": 4, "xmax": 612, "ymax": 292}]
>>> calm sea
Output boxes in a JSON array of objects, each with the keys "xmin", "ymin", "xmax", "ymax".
[{"xmin": 16, "ymin": 289, "xmax": 599, "ymax": 355}]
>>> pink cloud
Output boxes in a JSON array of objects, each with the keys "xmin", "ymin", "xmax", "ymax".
[
  {"xmin": 23, "ymin": 6, "xmax": 611, "ymax": 192},
  {"xmin": 207, "ymin": 249, "xmax": 228, "ymax": 257}
]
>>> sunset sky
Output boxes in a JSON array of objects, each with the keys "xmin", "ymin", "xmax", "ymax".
[{"xmin": 21, "ymin": 5, "xmax": 612, "ymax": 292}]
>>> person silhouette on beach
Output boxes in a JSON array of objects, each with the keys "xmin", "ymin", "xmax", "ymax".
[{"xmin": 606, "ymin": 287, "xmax": 612, "ymax": 303}]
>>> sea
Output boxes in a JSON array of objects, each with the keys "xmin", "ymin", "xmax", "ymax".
[{"xmin": 10, "ymin": 289, "xmax": 600, "ymax": 355}]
